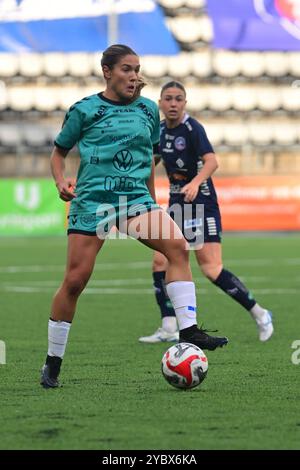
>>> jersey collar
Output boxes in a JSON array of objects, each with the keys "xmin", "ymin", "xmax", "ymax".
[
  {"xmin": 98, "ymin": 92, "xmax": 139, "ymax": 106},
  {"xmin": 181, "ymin": 112, "xmax": 190, "ymax": 124},
  {"xmin": 164, "ymin": 112, "xmax": 190, "ymax": 130}
]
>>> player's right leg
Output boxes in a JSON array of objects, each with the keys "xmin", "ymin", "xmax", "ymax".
[
  {"xmin": 126, "ymin": 208, "xmax": 228, "ymax": 351},
  {"xmin": 138, "ymin": 250, "xmax": 179, "ymax": 343},
  {"xmin": 40, "ymin": 234, "xmax": 105, "ymax": 388}
]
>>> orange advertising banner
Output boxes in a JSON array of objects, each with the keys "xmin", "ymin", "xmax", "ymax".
[{"xmin": 155, "ymin": 175, "xmax": 300, "ymax": 231}]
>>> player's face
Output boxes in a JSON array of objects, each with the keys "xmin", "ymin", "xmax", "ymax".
[
  {"xmin": 159, "ymin": 88, "xmax": 187, "ymax": 123},
  {"xmin": 104, "ymin": 54, "xmax": 140, "ymax": 101}
]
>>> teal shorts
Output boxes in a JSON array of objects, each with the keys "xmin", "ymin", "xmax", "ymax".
[{"xmin": 67, "ymin": 194, "xmax": 161, "ymax": 237}]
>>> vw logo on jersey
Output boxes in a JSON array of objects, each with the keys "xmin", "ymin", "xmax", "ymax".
[
  {"xmin": 113, "ymin": 149, "xmax": 133, "ymax": 172},
  {"xmin": 175, "ymin": 136, "xmax": 186, "ymax": 151},
  {"xmin": 254, "ymin": 0, "xmax": 300, "ymax": 39}
]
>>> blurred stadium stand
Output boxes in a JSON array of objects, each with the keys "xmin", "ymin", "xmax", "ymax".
[{"xmin": 0, "ymin": 0, "xmax": 300, "ymax": 177}]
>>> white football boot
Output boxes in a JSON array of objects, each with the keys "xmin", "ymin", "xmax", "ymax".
[
  {"xmin": 256, "ymin": 310, "xmax": 274, "ymax": 342},
  {"xmin": 139, "ymin": 327, "xmax": 179, "ymax": 344}
]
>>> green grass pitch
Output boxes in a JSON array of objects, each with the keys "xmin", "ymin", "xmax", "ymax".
[{"xmin": 0, "ymin": 234, "xmax": 299, "ymax": 450}]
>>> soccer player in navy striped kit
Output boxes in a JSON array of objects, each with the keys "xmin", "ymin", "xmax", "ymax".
[{"xmin": 139, "ymin": 82, "xmax": 273, "ymax": 344}]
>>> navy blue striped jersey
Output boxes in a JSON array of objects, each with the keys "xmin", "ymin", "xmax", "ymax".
[{"xmin": 159, "ymin": 113, "xmax": 219, "ymax": 208}]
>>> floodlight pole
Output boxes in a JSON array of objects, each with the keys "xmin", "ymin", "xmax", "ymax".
[{"xmin": 108, "ymin": 0, "xmax": 118, "ymax": 46}]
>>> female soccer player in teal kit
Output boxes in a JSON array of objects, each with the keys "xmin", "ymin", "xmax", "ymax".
[{"xmin": 40, "ymin": 45, "xmax": 228, "ymax": 389}]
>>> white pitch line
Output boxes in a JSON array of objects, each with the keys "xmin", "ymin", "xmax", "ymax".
[
  {"xmin": 0, "ymin": 276, "xmax": 269, "ymax": 288},
  {"xmin": 0, "ymin": 261, "xmax": 151, "ymax": 273},
  {"xmin": 1, "ymin": 286, "xmax": 299, "ymax": 295},
  {"xmin": 1, "ymin": 258, "xmax": 300, "ymax": 274},
  {"xmin": 226, "ymin": 258, "xmax": 300, "ymax": 266},
  {"xmin": 0, "ymin": 278, "xmax": 153, "ymax": 287},
  {"xmin": 0, "ymin": 265, "xmax": 65, "ymax": 273}
]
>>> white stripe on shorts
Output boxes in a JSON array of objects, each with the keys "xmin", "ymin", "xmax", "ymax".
[{"xmin": 206, "ymin": 217, "xmax": 217, "ymax": 235}]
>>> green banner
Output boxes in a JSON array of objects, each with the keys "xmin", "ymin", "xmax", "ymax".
[{"xmin": 0, "ymin": 179, "xmax": 66, "ymax": 235}]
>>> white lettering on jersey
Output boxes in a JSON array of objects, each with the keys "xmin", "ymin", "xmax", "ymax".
[{"xmin": 165, "ymin": 133, "xmax": 175, "ymax": 141}]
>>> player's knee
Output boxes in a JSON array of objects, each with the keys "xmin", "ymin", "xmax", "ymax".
[
  {"xmin": 152, "ymin": 255, "xmax": 167, "ymax": 272},
  {"xmin": 64, "ymin": 271, "xmax": 89, "ymax": 297},
  {"xmin": 167, "ymin": 239, "xmax": 189, "ymax": 265},
  {"xmin": 201, "ymin": 263, "xmax": 223, "ymax": 281},
  {"xmin": 152, "ymin": 259, "xmax": 166, "ymax": 272}
]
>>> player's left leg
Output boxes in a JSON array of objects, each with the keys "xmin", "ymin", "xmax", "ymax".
[{"xmin": 195, "ymin": 242, "xmax": 273, "ymax": 341}]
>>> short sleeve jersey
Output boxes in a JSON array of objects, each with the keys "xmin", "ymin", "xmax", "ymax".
[
  {"xmin": 55, "ymin": 93, "xmax": 160, "ymax": 215},
  {"xmin": 159, "ymin": 113, "xmax": 218, "ymax": 208}
]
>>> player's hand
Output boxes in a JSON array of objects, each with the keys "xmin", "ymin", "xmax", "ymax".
[
  {"xmin": 56, "ymin": 179, "xmax": 76, "ymax": 201},
  {"xmin": 181, "ymin": 181, "xmax": 199, "ymax": 202}
]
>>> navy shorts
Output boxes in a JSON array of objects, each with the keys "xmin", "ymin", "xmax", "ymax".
[{"xmin": 168, "ymin": 199, "xmax": 222, "ymax": 244}]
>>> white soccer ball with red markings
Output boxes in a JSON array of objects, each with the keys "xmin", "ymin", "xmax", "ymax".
[{"xmin": 161, "ymin": 343, "xmax": 208, "ymax": 390}]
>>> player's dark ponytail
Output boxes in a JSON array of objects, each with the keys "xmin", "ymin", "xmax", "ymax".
[
  {"xmin": 101, "ymin": 44, "xmax": 138, "ymax": 70},
  {"xmin": 161, "ymin": 81, "xmax": 186, "ymax": 96}
]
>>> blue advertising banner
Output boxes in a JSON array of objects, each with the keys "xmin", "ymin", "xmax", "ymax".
[
  {"xmin": 0, "ymin": 0, "xmax": 179, "ymax": 54},
  {"xmin": 207, "ymin": 0, "xmax": 300, "ymax": 50}
]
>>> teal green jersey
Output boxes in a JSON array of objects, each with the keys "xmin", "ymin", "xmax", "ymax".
[{"xmin": 55, "ymin": 93, "xmax": 160, "ymax": 215}]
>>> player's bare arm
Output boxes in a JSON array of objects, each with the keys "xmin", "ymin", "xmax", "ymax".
[
  {"xmin": 50, "ymin": 146, "xmax": 76, "ymax": 201},
  {"xmin": 146, "ymin": 157, "xmax": 157, "ymax": 202},
  {"xmin": 181, "ymin": 152, "xmax": 218, "ymax": 202}
]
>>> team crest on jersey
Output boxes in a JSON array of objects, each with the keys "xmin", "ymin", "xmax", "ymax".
[{"xmin": 175, "ymin": 136, "xmax": 186, "ymax": 151}]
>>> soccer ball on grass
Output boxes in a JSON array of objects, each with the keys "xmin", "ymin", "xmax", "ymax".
[{"xmin": 161, "ymin": 342, "xmax": 208, "ymax": 390}]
